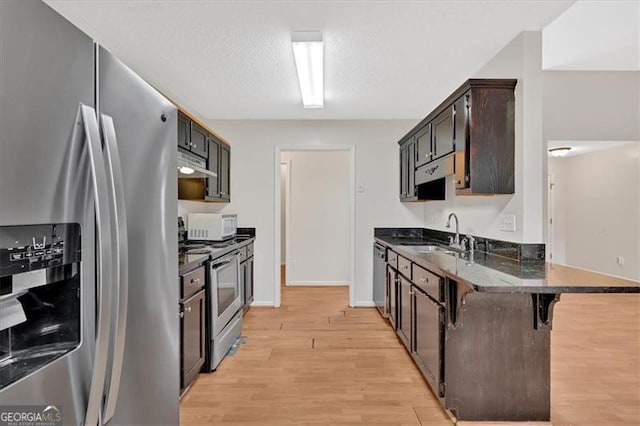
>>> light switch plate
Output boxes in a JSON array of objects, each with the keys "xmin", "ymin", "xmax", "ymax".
[
  {"xmin": 357, "ymin": 184, "xmax": 365, "ymax": 193},
  {"xmin": 500, "ymin": 214, "xmax": 516, "ymax": 232}
]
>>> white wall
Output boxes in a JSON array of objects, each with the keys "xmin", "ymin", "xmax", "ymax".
[
  {"xmin": 282, "ymin": 151, "xmax": 350, "ymax": 285},
  {"xmin": 542, "ymin": 1, "xmax": 640, "ymax": 71},
  {"xmin": 421, "ymin": 32, "xmax": 546, "ymax": 244},
  {"xmin": 543, "ymin": 71, "xmax": 640, "ymax": 142},
  {"xmin": 207, "ymin": 120, "xmax": 423, "ymax": 306},
  {"xmin": 548, "ymin": 144, "xmax": 640, "ymax": 280}
]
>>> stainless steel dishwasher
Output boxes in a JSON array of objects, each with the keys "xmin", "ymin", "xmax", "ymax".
[{"xmin": 373, "ymin": 243, "xmax": 387, "ymax": 316}]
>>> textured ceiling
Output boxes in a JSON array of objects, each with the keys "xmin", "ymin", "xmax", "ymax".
[{"xmin": 45, "ymin": 1, "xmax": 574, "ymax": 120}]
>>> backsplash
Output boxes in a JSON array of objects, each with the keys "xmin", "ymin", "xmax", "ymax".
[{"xmin": 374, "ymin": 227, "xmax": 545, "ymax": 262}]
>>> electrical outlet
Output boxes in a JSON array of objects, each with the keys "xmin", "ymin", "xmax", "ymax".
[
  {"xmin": 500, "ymin": 214, "xmax": 516, "ymax": 232},
  {"xmin": 616, "ymin": 256, "xmax": 625, "ymax": 266},
  {"xmin": 357, "ymin": 184, "xmax": 365, "ymax": 193}
]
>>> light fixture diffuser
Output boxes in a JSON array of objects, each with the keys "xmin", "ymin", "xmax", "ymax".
[
  {"xmin": 178, "ymin": 166, "xmax": 195, "ymax": 175},
  {"xmin": 548, "ymin": 147, "xmax": 572, "ymax": 157},
  {"xmin": 291, "ymin": 31, "xmax": 324, "ymax": 108}
]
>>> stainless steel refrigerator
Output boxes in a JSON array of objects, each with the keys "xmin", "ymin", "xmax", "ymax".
[{"xmin": 0, "ymin": 1, "xmax": 179, "ymax": 424}]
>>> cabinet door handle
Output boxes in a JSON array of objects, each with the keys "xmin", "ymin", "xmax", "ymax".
[
  {"xmin": 186, "ymin": 306, "xmax": 192, "ymax": 313},
  {"xmin": 191, "ymin": 278, "xmax": 200, "ymax": 284},
  {"xmin": 179, "ymin": 312, "xmax": 184, "ymax": 318},
  {"xmin": 419, "ymin": 277, "xmax": 428, "ymax": 283}
]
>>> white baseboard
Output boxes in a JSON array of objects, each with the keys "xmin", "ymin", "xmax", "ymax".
[
  {"xmin": 248, "ymin": 300, "xmax": 277, "ymax": 307},
  {"xmin": 287, "ymin": 281, "xmax": 349, "ymax": 286},
  {"xmin": 352, "ymin": 301, "xmax": 376, "ymax": 308}
]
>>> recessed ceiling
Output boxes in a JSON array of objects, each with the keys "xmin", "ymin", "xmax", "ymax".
[{"xmin": 45, "ymin": 0, "xmax": 574, "ymax": 120}]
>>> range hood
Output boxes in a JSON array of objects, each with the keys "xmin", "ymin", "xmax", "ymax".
[
  {"xmin": 177, "ymin": 150, "xmax": 217, "ymax": 179},
  {"xmin": 415, "ymin": 154, "xmax": 455, "ymax": 186}
]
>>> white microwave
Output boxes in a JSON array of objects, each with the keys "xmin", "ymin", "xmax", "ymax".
[{"xmin": 187, "ymin": 213, "xmax": 237, "ymax": 241}]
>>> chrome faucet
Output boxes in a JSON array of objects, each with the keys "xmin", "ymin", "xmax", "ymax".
[{"xmin": 446, "ymin": 213, "xmax": 462, "ymax": 249}]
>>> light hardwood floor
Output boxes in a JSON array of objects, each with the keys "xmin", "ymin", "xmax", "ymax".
[{"xmin": 180, "ymin": 273, "xmax": 640, "ymax": 425}]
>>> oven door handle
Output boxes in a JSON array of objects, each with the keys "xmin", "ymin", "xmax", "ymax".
[{"xmin": 210, "ymin": 253, "xmax": 239, "ymax": 270}]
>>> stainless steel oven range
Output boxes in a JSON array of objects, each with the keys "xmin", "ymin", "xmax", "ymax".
[{"xmin": 205, "ymin": 250, "xmax": 242, "ymax": 370}]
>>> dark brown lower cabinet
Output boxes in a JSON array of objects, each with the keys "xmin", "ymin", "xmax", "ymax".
[
  {"xmin": 386, "ymin": 265, "xmax": 398, "ymax": 330},
  {"xmin": 413, "ymin": 287, "xmax": 444, "ymax": 397},
  {"xmin": 180, "ymin": 289, "xmax": 205, "ymax": 394},
  {"xmin": 398, "ymin": 276, "xmax": 412, "ymax": 351}
]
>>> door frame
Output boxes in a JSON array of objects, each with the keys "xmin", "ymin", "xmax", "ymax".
[{"xmin": 273, "ymin": 145, "xmax": 356, "ymax": 308}]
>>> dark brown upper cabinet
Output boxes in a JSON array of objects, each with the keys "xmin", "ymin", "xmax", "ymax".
[
  {"xmin": 415, "ymin": 124, "xmax": 432, "ymax": 168},
  {"xmin": 432, "ymin": 106, "xmax": 455, "ymax": 161},
  {"xmin": 399, "ymin": 139, "xmax": 416, "ymax": 201},
  {"xmin": 177, "ymin": 109, "xmax": 231, "ymax": 203},
  {"xmin": 204, "ymin": 134, "xmax": 230, "ymax": 202},
  {"xmin": 219, "ymin": 143, "xmax": 230, "ymax": 201},
  {"xmin": 397, "ymin": 79, "xmax": 516, "ymax": 199},
  {"xmin": 190, "ymin": 122, "xmax": 208, "ymax": 159},
  {"xmin": 178, "ymin": 111, "xmax": 208, "ymax": 159}
]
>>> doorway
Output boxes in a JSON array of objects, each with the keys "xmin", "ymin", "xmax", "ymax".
[
  {"xmin": 546, "ymin": 140, "xmax": 640, "ymax": 280},
  {"xmin": 274, "ymin": 146, "xmax": 355, "ymax": 308}
]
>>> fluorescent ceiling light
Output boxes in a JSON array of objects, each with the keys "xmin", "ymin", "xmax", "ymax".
[
  {"xmin": 178, "ymin": 166, "xmax": 195, "ymax": 175},
  {"xmin": 548, "ymin": 147, "xmax": 572, "ymax": 157},
  {"xmin": 292, "ymin": 31, "xmax": 324, "ymax": 108}
]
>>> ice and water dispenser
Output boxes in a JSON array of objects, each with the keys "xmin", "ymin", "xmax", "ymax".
[{"xmin": 0, "ymin": 224, "xmax": 81, "ymax": 388}]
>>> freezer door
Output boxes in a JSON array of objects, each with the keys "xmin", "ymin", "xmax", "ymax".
[
  {"xmin": 0, "ymin": 1, "xmax": 98, "ymax": 425},
  {"xmin": 98, "ymin": 47, "xmax": 179, "ymax": 425}
]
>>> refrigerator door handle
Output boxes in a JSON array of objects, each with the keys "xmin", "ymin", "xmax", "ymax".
[
  {"xmin": 78, "ymin": 104, "xmax": 114, "ymax": 426},
  {"xmin": 99, "ymin": 114, "xmax": 129, "ymax": 424}
]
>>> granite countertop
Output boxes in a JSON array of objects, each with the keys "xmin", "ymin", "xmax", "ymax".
[{"xmin": 376, "ymin": 236, "xmax": 640, "ymax": 294}]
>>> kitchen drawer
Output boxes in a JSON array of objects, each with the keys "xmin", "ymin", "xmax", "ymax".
[
  {"xmin": 181, "ymin": 266, "xmax": 205, "ymax": 300},
  {"xmin": 398, "ymin": 256, "xmax": 412, "ymax": 279},
  {"xmin": 246, "ymin": 243, "xmax": 254, "ymax": 258},
  {"xmin": 412, "ymin": 264, "xmax": 443, "ymax": 302},
  {"xmin": 238, "ymin": 246, "xmax": 248, "ymax": 262},
  {"xmin": 387, "ymin": 250, "xmax": 398, "ymax": 269}
]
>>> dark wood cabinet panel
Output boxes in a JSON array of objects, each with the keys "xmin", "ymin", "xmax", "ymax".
[
  {"xmin": 453, "ymin": 93, "xmax": 470, "ymax": 190},
  {"xmin": 432, "ymin": 107, "xmax": 455, "ymax": 160},
  {"xmin": 415, "ymin": 124, "xmax": 432, "ymax": 168},
  {"xmin": 387, "ymin": 265, "xmax": 398, "ymax": 330},
  {"xmin": 414, "ymin": 288, "xmax": 444, "ymax": 397},
  {"xmin": 180, "ymin": 289, "xmax": 205, "ymax": 392},
  {"xmin": 400, "ymin": 144, "xmax": 408, "ymax": 199},
  {"xmin": 190, "ymin": 123, "xmax": 208, "ymax": 159},
  {"xmin": 399, "ymin": 140, "xmax": 417, "ymax": 201},
  {"xmin": 462, "ymin": 86, "xmax": 515, "ymax": 194},
  {"xmin": 206, "ymin": 137, "xmax": 220, "ymax": 199},
  {"xmin": 178, "ymin": 112, "xmax": 191, "ymax": 151},
  {"xmin": 398, "ymin": 276, "xmax": 412, "ymax": 351},
  {"xmin": 219, "ymin": 144, "xmax": 230, "ymax": 201}
]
